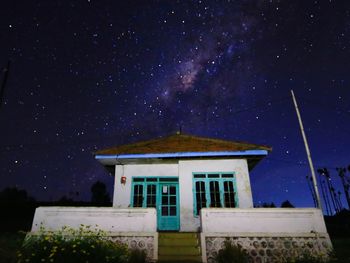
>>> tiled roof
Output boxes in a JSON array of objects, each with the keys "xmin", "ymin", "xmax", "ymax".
[{"xmin": 95, "ymin": 133, "xmax": 272, "ymax": 155}]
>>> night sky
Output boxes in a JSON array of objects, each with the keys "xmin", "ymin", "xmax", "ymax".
[{"xmin": 0, "ymin": 0, "xmax": 349, "ymax": 210}]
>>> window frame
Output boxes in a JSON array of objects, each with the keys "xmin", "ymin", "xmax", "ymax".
[
  {"xmin": 192, "ymin": 172, "xmax": 238, "ymax": 216},
  {"xmin": 130, "ymin": 177, "xmax": 178, "ymax": 208}
]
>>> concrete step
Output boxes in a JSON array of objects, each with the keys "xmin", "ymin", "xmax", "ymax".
[
  {"xmin": 158, "ymin": 232, "xmax": 202, "ymax": 262},
  {"xmin": 159, "ymin": 237, "xmax": 199, "ymax": 246},
  {"xmin": 157, "ymin": 255, "xmax": 202, "ymax": 262},
  {"xmin": 159, "ymin": 232, "xmax": 199, "ymax": 239},
  {"xmin": 159, "ymin": 246, "xmax": 200, "ymax": 256}
]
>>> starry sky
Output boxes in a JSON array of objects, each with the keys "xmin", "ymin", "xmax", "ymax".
[{"xmin": 0, "ymin": 0, "xmax": 349, "ymax": 210}]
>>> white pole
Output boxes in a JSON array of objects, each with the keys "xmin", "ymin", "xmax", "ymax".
[{"xmin": 291, "ymin": 90, "xmax": 323, "ymax": 210}]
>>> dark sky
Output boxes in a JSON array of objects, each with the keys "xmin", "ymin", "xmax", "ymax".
[{"xmin": 0, "ymin": 0, "xmax": 349, "ymax": 210}]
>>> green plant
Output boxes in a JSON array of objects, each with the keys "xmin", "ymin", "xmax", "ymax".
[
  {"xmin": 128, "ymin": 249, "xmax": 147, "ymax": 263},
  {"xmin": 284, "ymin": 250, "xmax": 331, "ymax": 263},
  {"xmin": 17, "ymin": 225, "xmax": 130, "ymax": 263},
  {"xmin": 215, "ymin": 240, "xmax": 248, "ymax": 263}
]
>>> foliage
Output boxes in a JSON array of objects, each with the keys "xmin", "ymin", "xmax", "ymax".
[
  {"xmin": 128, "ymin": 249, "xmax": 147, "ymax": 263},
  {"xmin": 284, "ymin": 253, "xmax": 326, "ymax": 263},
  {"xmin": 17, "ymin": 225, "xmax": 131, "ymax": 263},
  {"xmin": 215, "ymin": 240, "xmax": 248, "ymax": 263}
]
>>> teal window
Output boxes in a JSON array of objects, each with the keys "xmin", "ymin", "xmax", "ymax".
[
  {"xmin": 131, "ymin": 177, "xmax": 178, "ymax": 208},
  {"xmin": 193, "ymin": 173, "xmax": 238, "ymax": 216}
]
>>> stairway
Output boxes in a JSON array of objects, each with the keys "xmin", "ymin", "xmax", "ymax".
[{"xmin": 158, "ymin": 232, "xmax": 202, "ymax": 262}]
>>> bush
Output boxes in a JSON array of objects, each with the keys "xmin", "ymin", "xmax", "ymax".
[
  {"xmin": 215, "ymin": 240, "xmax": 248, "ymax": 263},
  {"xmin": 284, "ymin": 250, "xmax": 332, "ymax": 263},
  {"xmin": 128, "ymin": 249, "xmax": 147, "ymax": 263},
  {"xmin": 17, "ymin": 225, "xmax": 131, "ymax": 263}
]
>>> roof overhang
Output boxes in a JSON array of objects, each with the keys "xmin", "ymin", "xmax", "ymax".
[{"xmin": 95, "ymin": 150, "xmax": 268, "ymax": 168}]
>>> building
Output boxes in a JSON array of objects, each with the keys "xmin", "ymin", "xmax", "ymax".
[{"xmin": 31, "ymin": 133, "xmax": 332, "ymax": 262}]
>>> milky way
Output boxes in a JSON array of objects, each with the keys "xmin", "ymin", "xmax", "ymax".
[{"xmin": 0, "ymin": 1, "xmax": 349, "ymax": 211}]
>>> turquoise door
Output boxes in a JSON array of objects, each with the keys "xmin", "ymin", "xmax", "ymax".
[{"xmin": 157, "ymin": 183, "xmax": 180, "ymax": 231}]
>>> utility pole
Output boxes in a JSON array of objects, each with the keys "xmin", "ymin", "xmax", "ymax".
[
  {"xmin": 0, "ymin": 60, "xmax": 11, "ymax": 109},
  {"xmin": 291, "ymin": 90, "xmax": 322, "ymax": 210}
]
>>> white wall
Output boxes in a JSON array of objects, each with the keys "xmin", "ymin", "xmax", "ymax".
[
  {"xmin": 31, "ymin": 207, "xmax": 157, "ymax": 232},
  {"xmin": 178, "ymin": 159, "xmax": 253, "ymax": 231},
  {"xmin": 200, "ymin": 208, "xmax": 328, "ymax": 234},
  {"xmin": 112, "ymin": 158, "xmax": 253, "ymax": 232}
]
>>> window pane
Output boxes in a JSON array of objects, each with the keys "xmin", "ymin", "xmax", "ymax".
[
  {"xmin": 222, "ymin": 174, "xmax": 234, "ymax": 178},
  {"xmin": 224, "ymin": 181, "xmax": 236, "ymax": 208},
  {"xmin": 146, "ymin": 178, "xmax": 157, "ymax": 182},
  {"xmin": 159, "ymin": 178, "xmax": 178, "ymax": 182},
  {"xmin": 146, "ymin": 185, "xmax": 156, "ymax": 208},
  {"xmin": 162, "ymin": 196, "xmax": 168, "ymax": 205},
  {"xmin": 170, "ymin": 196, "xmax": 176, "ymax": 205},
  {"xmin": 133, "ymin": 178, "xmax": 144, "ymax": 182},
  {"xmin": 208, "ymin": 174, "xmax": 220, "ymax": 178},
  {"xmin": 133, "ymin": 185, "xmax": 143, "ymax": 207},
  {"xmin": 209, "ymin": 181, "xmax": 221, "ymax": 207},
  {"xmin": 195, "ymin": 181, "xmax": 206, "ymax": 215},
  {"xmin": 170, "ymin": 206, "xmax": 176, "ymax": 216},
  {"xmin": 194, "ymin": 174, "xmax": 206, "ymax": 178},
  {"xmin": 161, "ymin": 206, "xmax": 168, "ymax": 216},
  {"xmin": 169, "ymin": 186, "xmax": 176, "ymax": 195}
]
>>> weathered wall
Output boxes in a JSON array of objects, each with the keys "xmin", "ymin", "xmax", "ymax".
[
  {"xmin": 112, "ymin": 158, "xmax": 253, "ymax": 232},
  {"xmin": 32, "ymin": 207, "xmax": 157, "ymax": 232},
  {"xmin": 200, "ymin": 208, "xmax": 332, "ymax": 263},
  {"xmin": 31, "ymin": 207, "xmax": 158, "ymax": 260}
]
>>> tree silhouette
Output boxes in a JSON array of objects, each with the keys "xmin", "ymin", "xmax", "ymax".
[
  {"xmin": 0, "ymin": 187, "xmax": 36, "ymax": 231},
  {"xmin": 0, "ymin": 187, "xmax": 35, "ymax": 204},
  {"xmin": 281, "ymin": 200, "xmax": 294, "ymax": 208},
  {"xmin": 90, "ymin": 181, "xmax": 111, "ymax": 206},
  {"xmin": 337, "ymin": 167, "xmax": 350, "ymax": 210}
]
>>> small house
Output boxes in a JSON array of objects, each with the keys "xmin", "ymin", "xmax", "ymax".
[{"xmin": 31, "ymin": 133, "xmax": 332, "ymax": 262}]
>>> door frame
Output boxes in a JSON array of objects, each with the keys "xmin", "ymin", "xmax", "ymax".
[
  {"xmin": 157, "ymin": 182, "xmax": 180, "ymax": 231},
  {"xmin": 130, "ymin": 177, "xmax": 180, "ymax": 231}
]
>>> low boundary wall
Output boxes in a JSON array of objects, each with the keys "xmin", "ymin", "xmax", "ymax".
[
  {"xmin": 200, "ymin": 208, "xmax": 332, "ymax": 263},
  {"xmin": 31, "ymin": 207, "xmax": 158, "ymax": 261}
]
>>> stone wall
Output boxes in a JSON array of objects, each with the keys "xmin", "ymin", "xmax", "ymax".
[
  {"xmin": 204, "ymin": 234, "xmax": 331, "ymax": 263},
  {"xmin": 109, "ymin": 234, "xmax": 157, "ymax": 261}
]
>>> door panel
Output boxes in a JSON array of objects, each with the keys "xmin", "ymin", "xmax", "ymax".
[{"xmin": 157, "ymin": 183, "xmax": 179, "ymax": 231}]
